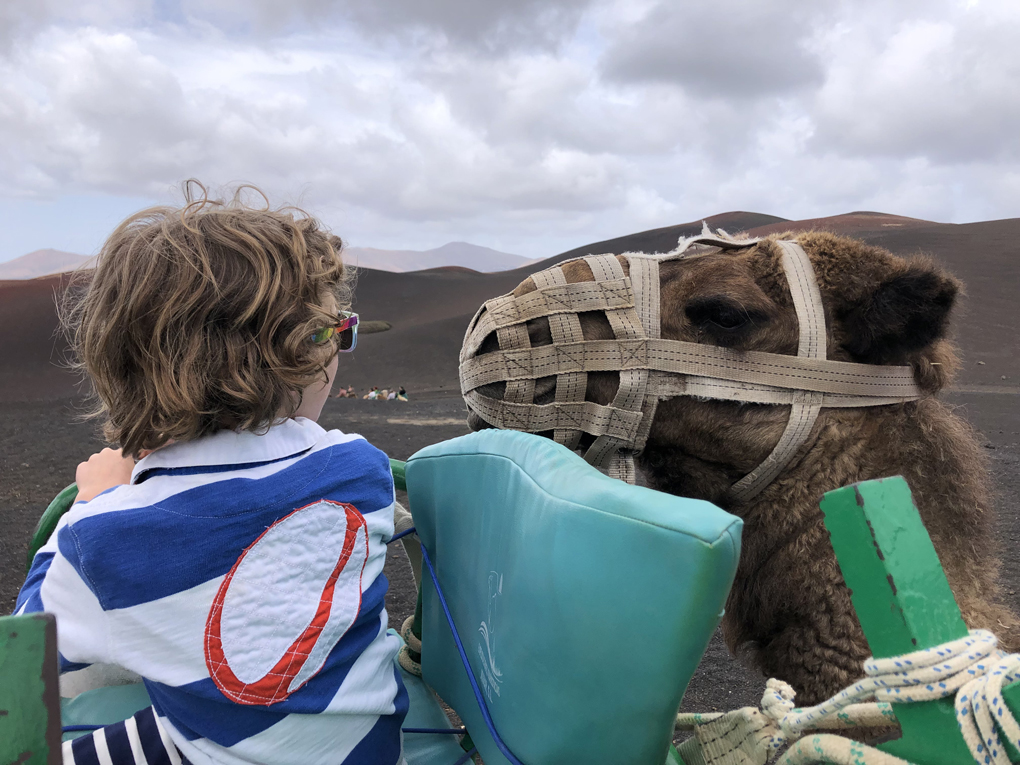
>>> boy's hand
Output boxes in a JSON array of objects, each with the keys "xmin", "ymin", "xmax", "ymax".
[{"xmin": 75, "ymin": 448, "xmax": 135, "ymax": 503}]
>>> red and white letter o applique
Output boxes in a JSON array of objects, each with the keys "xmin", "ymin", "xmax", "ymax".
[{"xmin": 205, "ymin": 500, "xmax": 369, "ymax": 705}]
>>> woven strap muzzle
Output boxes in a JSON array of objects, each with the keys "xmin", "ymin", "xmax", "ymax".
[{"xmin": 459, "ymin": 233, "xmax": 925, "ymax": 501}]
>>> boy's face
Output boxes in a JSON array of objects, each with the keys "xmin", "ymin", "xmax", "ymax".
[
  {"xmin": 292, "ymin": 293, "xmax": 343, "ymax": 422},
  {"xmin": 292, "ymin": 352, "xmax": 338, "ymax": 422}
]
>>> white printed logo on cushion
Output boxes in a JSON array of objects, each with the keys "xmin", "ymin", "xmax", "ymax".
[{"xmin": 204, "ymin": 499, "xmax": 368, "ymax": 705}]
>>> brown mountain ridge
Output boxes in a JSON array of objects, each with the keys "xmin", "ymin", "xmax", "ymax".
[{"xmin": 1, "ymin": 211, "xmax": 1016, "ymax": 403}]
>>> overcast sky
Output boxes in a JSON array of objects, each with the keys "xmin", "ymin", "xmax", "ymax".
[{"xmin": 2, "ymin": 0, "xmax": 1018, "ymax": 261}]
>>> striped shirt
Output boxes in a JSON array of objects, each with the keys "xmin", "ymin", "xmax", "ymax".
[{"xmin": 17, "ymin": 417, "xmax": 408, "ymax": 764}]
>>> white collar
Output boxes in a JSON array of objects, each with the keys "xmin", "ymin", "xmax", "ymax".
[{"xmin": 131, "ymin": 417, "xmax": 324, "ymax": 483}]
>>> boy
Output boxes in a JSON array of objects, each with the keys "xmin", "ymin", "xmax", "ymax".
[{"xmin": 16, "ymin": 186, "xmax": 407, "ymax": 764}]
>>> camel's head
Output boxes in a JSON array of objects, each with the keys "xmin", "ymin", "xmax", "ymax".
[{"xmin": 460, "ymin": 230, "xmax": 961, "ymax": 507}]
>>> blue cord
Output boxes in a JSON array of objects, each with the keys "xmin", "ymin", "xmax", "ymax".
[
  {"xmin": 452, "ymin": 747, "xmax": 478, "ymax": 765},
  {"xmin": 389, "ymin": 526, "xmax": 417, "ymax": 543},
  {"xmin": 419, "ymin": 542, "xmax": 525, "ymax": 765}
]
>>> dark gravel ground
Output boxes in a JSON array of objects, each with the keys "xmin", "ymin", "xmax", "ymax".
[{"xmin": 2, "ymin": 390, "xmax": 1018, "ymax": 738}]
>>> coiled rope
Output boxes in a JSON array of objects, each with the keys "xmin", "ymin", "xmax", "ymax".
[
  {"xmin": 676, "ymin": 630, "xmax": 1020, "ymax": 765},
  {"xmin": 398, "ymin": 614, "xmax": 423, "ymax": 676}
]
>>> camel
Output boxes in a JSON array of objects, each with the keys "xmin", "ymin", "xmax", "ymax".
[{"xmin": 464, "ymin": 230, "xmax": 1019, "ymax": 704}]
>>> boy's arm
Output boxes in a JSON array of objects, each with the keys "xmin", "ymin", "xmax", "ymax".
[
  {"xmin": 75, "ymin": 448, "xmax": 134, "ymax": 503},
  {"xmin": 16, "ymin": 446, "xmax": 134, "ymax": 616},
  {"xmin": 17, "ymin": 515, "xmax": 113, "ymax": 672}
]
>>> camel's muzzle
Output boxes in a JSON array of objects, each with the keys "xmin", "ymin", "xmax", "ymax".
[{"xmin": 458, "ymin": 228, "xmax": 924, "ymax": 501}]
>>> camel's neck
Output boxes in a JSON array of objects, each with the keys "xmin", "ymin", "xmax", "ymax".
[{"xmin": 740, "ymin": 397, "xmax": 991, "ymax": 568}]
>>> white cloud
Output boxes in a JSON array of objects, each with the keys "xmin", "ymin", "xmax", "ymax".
[
  {"xmin": 1, "ymin": 0, "xmax": 1020, "ymax": 262},
  {"xmin": 177, "ymin": 0, "xmax": 594, "ymax": 53},
  {"xmin": 812, "ymin": 6, "xmax": 1020, "ymax": 162},
  {"xmin": 600, "ymin": 0, "xmax": 830, "ymax": 98}
]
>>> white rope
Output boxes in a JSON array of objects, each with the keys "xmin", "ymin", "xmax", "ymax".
[
  {"xmin": 397, "ymin": 615, "xmax": 422, "ymax": 677},
  {"xmin": 773, "ymin": 630, "xmax": 998, "ymax": 747},
  {"xmin": 676, "ymin": 630, "xmax": 1020, "ymax": 765},
  {"xmin": 777, "ymin": 735, "xmax": 912, "ymax": 765},
  {"xmin": 666, "ymin": 221, "xmax": 761, "ymax": 259},
  {"xmin": 955, "ymin": 652, "xmax": 1020, "ymax": 763}
]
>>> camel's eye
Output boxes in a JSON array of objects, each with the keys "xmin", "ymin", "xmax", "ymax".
[{"xmin": 685, "ymin": 297, "xmax": 754, "ymax": 331}]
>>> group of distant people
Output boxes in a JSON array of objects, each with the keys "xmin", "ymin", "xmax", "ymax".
[
  {"xmin": 365, "ymin": 386, "xmax": 408, "ymax": 401},
  {"xmin": 331, "ymin": 385, "xmax": 408, "ymax": 401}
]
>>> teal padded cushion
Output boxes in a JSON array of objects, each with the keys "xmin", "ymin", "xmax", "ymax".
[
  {"xmin": 405, "ymin": 430, "xmax": 742, "ymax": 765},
  {"xmin": 61, "ymin": 684, "xmax": 151, "ymax": 742}
]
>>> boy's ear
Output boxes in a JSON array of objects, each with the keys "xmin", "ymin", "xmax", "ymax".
[{"xmin": 839, "ymin": 263, "xmax": 959, "ymax": 365}]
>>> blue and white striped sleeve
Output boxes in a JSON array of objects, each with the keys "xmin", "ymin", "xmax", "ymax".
[
  {"xmin": 15, "ymin": 509, "xmax": 113, "ymax": 673},
  {"xmin": 16, "ymin": 510, "xmax": 70, "ymax": 616}
]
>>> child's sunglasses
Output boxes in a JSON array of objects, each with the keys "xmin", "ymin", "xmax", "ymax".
[{"xmin": 311, "ymin": 311, "xmax": 358, "ymax": 352}]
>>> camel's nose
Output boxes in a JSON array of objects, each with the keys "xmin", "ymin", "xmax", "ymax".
[{"xmin": 466, "ymin": 409, "xmax": 495, "ymax": 432}]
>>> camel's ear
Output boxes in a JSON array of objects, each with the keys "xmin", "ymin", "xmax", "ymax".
[{"xmin": 840, "ymin": 264, "xmax": 958, "ymax": 364}]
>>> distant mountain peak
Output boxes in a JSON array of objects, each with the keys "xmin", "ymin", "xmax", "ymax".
[
  {"xmin": 0, "ymin": 249, "xmax": 94, "ymax": 280},
  {"xmin": 343, "ymin": 241, "xmax": 536, "ymax": 273}
]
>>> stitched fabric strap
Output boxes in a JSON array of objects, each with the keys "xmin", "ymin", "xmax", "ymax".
[
  {"xmin": 532, "ymin": 267, "xmax": 587, "ymax": 448},
  {"xmin": 462, "ymin": 278, "xmax": 633, "ymax": 358},
  {"xmin": 460, "ymin": 338, "xmax": 921, "ymax": 398},
  {"xmin": 496, "ymin": 324, "xmax": 534, "ymax": 406},
  {"xmin": 463, "ymin": 389, "xmax": 644, "ymax": 440},
  {"xmin": 647, "ymin": 374, "xmax": 918, "ymax": 408},
  {"xmin": 624, "ymin": 255, "xmax": 663, "ymax": 478},
  {"xmin": 728, "ymin": 242, "xmax": 826, "ymax": 502},
  {"xmin": 582, "ymin": 254, "xmax": 649, "ymax": 475}
]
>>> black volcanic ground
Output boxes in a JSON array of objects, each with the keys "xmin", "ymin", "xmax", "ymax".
[{"xmin": 1, "ymin": 211, "xmax": 1018, "ymax": 728}]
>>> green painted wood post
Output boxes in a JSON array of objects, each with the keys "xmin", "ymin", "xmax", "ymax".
[
  {"xmin": 26, "ymin": 483, "xmax": 78, "ymax": 572},
  {"xmin": 390, "ymin": 459, "xmax": 407, "ymax": 493},
  {"xmin": 820, "ymin": 476, "xmax": 1018, "ymax": 765},
  {"xmin": 0, "ymin": 613, "xmax": 62, "ymax": 765}
]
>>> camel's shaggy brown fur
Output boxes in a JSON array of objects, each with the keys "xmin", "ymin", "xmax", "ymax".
[{"xmin": 468, "ymin": 231, "xmax": 1019, "ymax": 704}]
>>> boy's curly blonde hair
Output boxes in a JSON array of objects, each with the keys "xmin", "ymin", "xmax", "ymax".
[{"xmin": 62, "ymin": 182, "xmax": 354, "ymax": 458}]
